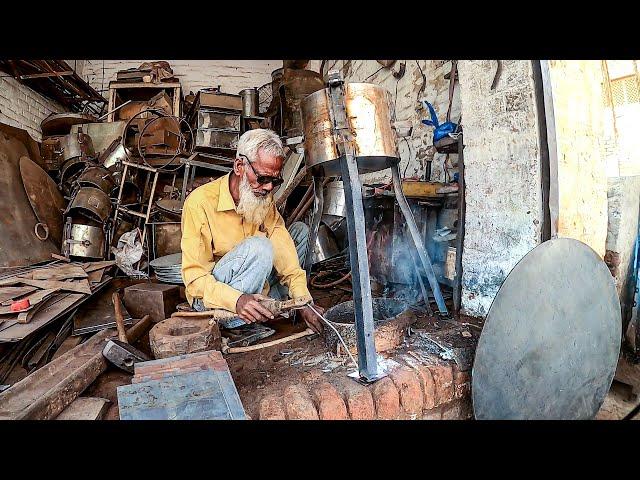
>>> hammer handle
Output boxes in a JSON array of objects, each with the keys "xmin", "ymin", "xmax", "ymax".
[
  {"xmin": 112, "ymin": 292, "xmax": 128, "ymax": 343},
  {"xmin": 126, "ymin": 315, "xmax": 151, "ymax": 344}
]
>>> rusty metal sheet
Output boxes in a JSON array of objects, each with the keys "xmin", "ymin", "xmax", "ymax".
[
  {"xmin": 41, "ymin": 113, "xmax": 98, "ymax": 137},
  {"xmin": 472, "ymin": 238, "xmax": 622, "ymax": 420},
  {"xmin": 0, "ymin": 124, "xmax": 58, "ymax": 267},
  {"xmin": 19, "ymin": 157, "xmax": 65, "ymax": 247}
]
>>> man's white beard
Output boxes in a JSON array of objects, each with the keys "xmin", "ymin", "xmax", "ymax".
[{"xmin": 236, "ymin": 172, "xmax": 274, "ymax": 226}]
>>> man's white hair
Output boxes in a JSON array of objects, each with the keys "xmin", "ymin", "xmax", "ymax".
[{"xmin": 236, "ymin": 129, "xmax": 284, "ymax": 163}]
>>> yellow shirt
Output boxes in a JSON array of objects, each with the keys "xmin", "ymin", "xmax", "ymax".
[{"xmin": 180, "ymin": 173, "xmax": 310, "ymax": 313}]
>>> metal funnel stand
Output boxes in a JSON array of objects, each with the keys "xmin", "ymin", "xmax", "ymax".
[{"xmin": 303, "ymin": 71, "xmax": 448, "ymax": 383}]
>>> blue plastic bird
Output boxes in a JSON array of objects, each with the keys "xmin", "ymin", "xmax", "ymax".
[{"xmin": 421, "ymin": 101, "xmax": 458, "ymax": 142}]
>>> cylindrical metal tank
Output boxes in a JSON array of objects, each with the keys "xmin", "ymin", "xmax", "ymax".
[
  {"xmin": 76, "ymin": 166, "xmax": 115, "ymax": 194},
  {"xmin": 239, "ymin": 88, "xmax": 259, "ymax": 117},
  {"xmin": 66, "ymin": 186, "xmax": 113, "ymax": 223},
  {"xmin": 300, "ymin": 82, "xmax": 399, "ymax": 176},
  {"xmin": 66, "ymin": 223, "xmax": 105, "ymax": 259}
]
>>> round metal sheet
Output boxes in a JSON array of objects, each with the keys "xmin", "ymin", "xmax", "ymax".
[
  {"xmin": 19, "ymin": 156, "xmax": 65, "ymax": 247},
  {"xmin": 472, "ymin": 238, "xmax": 621, "ymax": 420},
  {"xmin": 41, "ymin": 113, "xmax": 98, "ymax": 137},
  {"xmin": 149, "ymin": 252, "xmax": 182, "ymax": 269}
]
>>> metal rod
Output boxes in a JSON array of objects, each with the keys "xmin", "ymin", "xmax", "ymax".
[
  {"xmin": 341, "ymin": 153, "xmax": 379, "ymax": 380},
  {"xmin": 97, "ymin": 100, "xmax": 132, "ymax": 121},
  {"xmin": 391, "ymin": 164, "xmax": 448, "ymax": 314}
]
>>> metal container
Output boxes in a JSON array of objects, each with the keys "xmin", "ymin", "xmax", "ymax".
[
  {"xmin": 240, "ymin": 88, "xmax": 259, "ymax": 117},
  {"xmin": 65, "ymin": 223, "xmax": 105, "ymax": 259},
  {"xmin": 59, "ymin": 157, "xmax": 90, "ymax": 196},
  {"xmin": 300, "ymin": 82, "xmax": 399, "ymax": 176},
  {"xmin": 196, "ymin": 110, "xmax": 241, "ymax": 130},
  {"xmin": 323, "ymin": 181, "xmax": 346, "ymax": 217},
  {"xmin": 76, "ymin": 166, "xmax": 115, "ymax": 194},
  {"xmin": 40, "ymin": 135, "xmax": 65, "ymax": 172},
  {"xmin": 194, "ymin": 129, "xmax": 240, "ymax": 151},
  {"xmin": 310, "ymin": 223, "xmax": 340, "ymax": 265},
  {"xmin": 280, "ymin": 70, "xmax": 324, "ymax": 137},
  {"xmin": 60, "ymin": 130, "xmax": 95, "ymax": 163},
  {"xmin": 67, "ymin": 186, "xmax": 113, "ymax": 223},
  {"xmin": 99, "ymin": 138, "xmax": 130, "ymax": 170}
]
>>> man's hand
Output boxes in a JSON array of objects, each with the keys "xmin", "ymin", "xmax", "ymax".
[
  {"xmin": 298, "ymin": 304, "xmax": 324, "ymax": 334},
  {"xmin": 236, "ymin": 294, "xmax": 275, "ymax": 324}
]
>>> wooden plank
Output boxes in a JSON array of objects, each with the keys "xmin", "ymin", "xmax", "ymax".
[
  {"xmin": 109, "ymin": 81, "xmax": 181, "ymax": 89},
  {"xmin": 401, "ymin": 181, "xmax": 445, "ymax": 198},
  {"xmin": 0, "ymin": 312, "xmax": 148, "ymax": 419},
  {"xmin": 0, "ymin": 286, "xmax": 38, "ymax": 304},
  {"xmin": 55, "ymin": 397, "xmax": 110, "ymax": 420},
  {"xmin": 16, "ymin": 278, "xmax": 92, "ymax": 295}
]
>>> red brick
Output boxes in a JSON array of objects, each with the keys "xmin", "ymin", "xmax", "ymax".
[
  {"xmin": 283, "ymin": 384, "xmax": 319, "ymax": 420},
  {"xmin": 339, "ymin": 381, "xmax": 375, "ymax": 420},
  {"xmin": 370, "ymin": 377, "xmax": 400, "ymax": 420},
  {"xmin": 259, "ymin": 395, "xmax": 286, "ymax": 420},
  {"xmin": 427, "ymin": 363, "xmax": 454, "ymax": 406},
  {"xmin": 453, "ymin": 368, "xmax": 471, "ymax": 400},
  {"xmin": 389, "ymin": 367, "xmax": 423, "ymax": 418},
  {"xmin": 311, "ymin": 382, "xmax": 349, "ymax": 420}
]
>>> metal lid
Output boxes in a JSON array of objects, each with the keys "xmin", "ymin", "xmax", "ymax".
[
  {"xmin": 472, "ymin": 238, "xmax": 621, "ymax": 420},
  {"xmin": 41, "ymin": 113, "xmax": 98, "ymax": 137}
]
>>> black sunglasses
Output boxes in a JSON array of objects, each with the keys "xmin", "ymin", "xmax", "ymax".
[{"xmin": 238, "ymin": 154, "xmax": 284, "ymax": 188}]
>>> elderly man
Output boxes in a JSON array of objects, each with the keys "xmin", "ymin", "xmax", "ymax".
[{"xmin": 180, "ymin": 129, "xmax": 323, "ymax": 333}]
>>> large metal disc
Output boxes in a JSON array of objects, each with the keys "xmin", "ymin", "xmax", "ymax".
[
  {"xmin": 472, "ymin": 238, "xmax": 621, "ymax": 420},
  {"xmin": 41, "ymin": 113, "xmax": 98, "ymax": 137},
  {"xmin": 19, "ymin": 156, "xmax": 66, "ymax": 247}
]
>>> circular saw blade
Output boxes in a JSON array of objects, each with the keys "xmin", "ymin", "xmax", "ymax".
[{"xmin": 472, "ymin": 238, "xmax": 621, "ymax": 420}]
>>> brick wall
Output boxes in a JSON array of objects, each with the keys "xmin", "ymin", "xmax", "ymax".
[
  {"xmin": 0, "ymin": 76, "xmax": 64, "ymax": 142},
  {"xmin": 548, "ymin": 60, "xmax": 608, "ymax": 258},
  {"xmin": 457, "ymin": 60, "xmax": 543, "ymax": 317},
  {"xmin": 82, "ymin": 60, "xmax": 280, "ymax": 100}
]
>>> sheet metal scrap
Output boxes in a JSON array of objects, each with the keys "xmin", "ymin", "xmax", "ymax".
[{"xmin": 0, "ymin": 123, "xmax": 59, "ymax": 267}]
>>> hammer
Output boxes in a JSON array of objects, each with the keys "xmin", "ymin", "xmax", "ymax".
[{"xmin": 102, "ymin": 292, "xmax": 151, "ymax": 373}]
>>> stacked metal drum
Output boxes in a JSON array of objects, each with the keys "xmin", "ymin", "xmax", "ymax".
[{"xmin": 39, "ymin": 113, "xmax": 134, "ymax": 260}]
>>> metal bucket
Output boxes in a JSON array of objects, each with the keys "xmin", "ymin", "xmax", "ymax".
[
  {"xmin": 300, "ymin": 82, "xmax": 399, "ymax": 176},
  {"xmin": 60, "ymin": 130, "xmax": 95, "ymax": 163},
  {"xmin": 76, "ymin": 166, "xmax": 115, "ymax": 194},
  {"xmin": 67, "ymin": 186, "xmax": 112, "ymax": 223},
  {"xmin": 65, "ymin": 223, "xmax": 105, "ymax": 259},
  {"xmin": 240, "ymin": 88, "xmax": 259, "ymax": 117}
]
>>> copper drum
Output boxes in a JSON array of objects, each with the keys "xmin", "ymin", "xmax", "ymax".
[
  {"xmin": 60, "ymin": 131, "xmax": 95, "ymax": 163},
  {"xmin": 66, "ymin": 223, "xmax": 105, "ymax": 259},
  {"xmin": 77, "ymin": 166, "xmax": 115, "ymax": 193},
  {"xmin": 67, "ymin": 186, "xmax": 113, "ymax": 223},
  {"xmin": 300, "ymin": 82, "xmax": 399, "ymax": 176}
]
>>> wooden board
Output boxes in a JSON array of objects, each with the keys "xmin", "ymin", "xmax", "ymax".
[
  {"xmin": 16, "ymin": 278, "xmax": 92, "ymax": 295},
  {"xmin": 0, "ymin": 286, "xmax": 38, "ymax": 304},
  {"xmin": 55, "ymin": 397, "xmax": 110, "ymax": 420},
  {"xmin": 401, "ymin": 181, "xmax": 445, "ymax": 198}
]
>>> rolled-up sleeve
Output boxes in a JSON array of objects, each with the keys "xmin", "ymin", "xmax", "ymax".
[
  {"xmin": 268, "ymin": 209, "xmax": 311, "ymax": 301},
  {"xmin": 181, "ymin": 198, "xmax": 242, "ymax": 312}
]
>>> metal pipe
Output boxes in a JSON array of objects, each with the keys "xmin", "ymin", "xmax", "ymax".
[{"xmin": 391, "ymin": 164, "xmax": 448, "ymax": 314}]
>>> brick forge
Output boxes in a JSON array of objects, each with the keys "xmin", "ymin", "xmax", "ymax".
[{"xmin": 244, "ymin": 340, "xmax": 474, "ymax": 420}]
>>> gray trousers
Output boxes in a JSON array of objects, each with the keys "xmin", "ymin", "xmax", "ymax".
[{"xmin": 192, "ymin": 222, "xmax": 309, "ymax": 328}]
